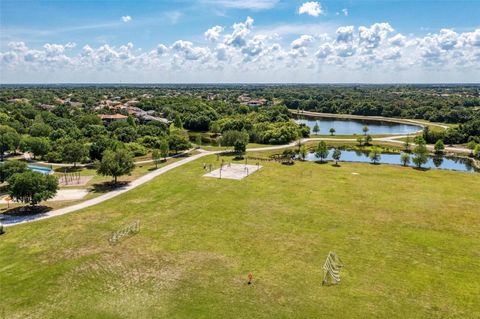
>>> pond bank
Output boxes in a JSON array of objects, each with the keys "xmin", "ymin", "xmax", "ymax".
[{"xmin": 290, "ymin": 109, "xmax": 448, "ymax": 130}]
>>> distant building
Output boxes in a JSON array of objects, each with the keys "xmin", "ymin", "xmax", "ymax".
[
  {"xmin": 38, "ymin": 104, "xmax": 56, "ymax": 111},
  {"xmin": 138, "ymin": 114, "xmax": 170, "ymax": 124}
]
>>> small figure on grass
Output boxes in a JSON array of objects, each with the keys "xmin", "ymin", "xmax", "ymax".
[{"xmin": 247, "ymin": 272, "xmax": 253, "ymax": 285}]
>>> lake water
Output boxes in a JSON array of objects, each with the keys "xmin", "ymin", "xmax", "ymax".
[
  {"xmin": 301, "ymin": 149, "xmax": 478, "ymax": 173},
  {"xmin": 296, "ymin": 116, "xmax": 422, "ymax": 135}
]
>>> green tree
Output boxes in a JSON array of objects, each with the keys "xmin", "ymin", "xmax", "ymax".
[
  {"xmin": 234, "ymin": 139, "xmax": 247, "ymax": 156},
  {"xmin": 0, "ymin": 125, "xmax": 20, "ymax": 161},
  {"xmin": 365, "ymin": 134, "xmax": 373, "ymax": 145},
  {"xmin": 362, "ymin": 125, "xmax": 369, "ymax": 135},
  {"xmin": 329, "ymin": 128, "xmax": 336, "ymax": 136},
  {"xmin": 466, "ymin": 140, "xmax": 477, "ymax": 150},
  {"xmin": 220, "ymin": 130, "xmax": 249, "ymax": 146},
  {"xmin": 195, "ymin": 135, "xmax": 202, "ymax": 146},
  {"xmin": 29, "ymin": 122, "xmax": 52, "ymax": 137},
  {"xmin": 210, "ymin": 122, "xmax": 221, "ymax": 136},
  {"xmin": 0, "ymin": 160, "xmax": 27, "ymax": 183},
  {"xmin": 299, "ymin": 145, "xmax": 307, "ymax": 160},
  {"xmin": 434, "ymin": 139, "xmax": 445, "ymax": 154},
  {"xmin": 89, "ymin": 137, "xmax": 115, "ymax": 161},
  {"xmin": 315, "ymin": 141, "xmax": 329, "ymax": 162},
  {"xmin": 97, "ymin": 149, "xmax": 135, "ymax": 184},
  {"xmin": 62, "ymin": 142, "xmax": 88, "ymax": 167},
  {"xmin": 8, "ymin": 171, "xmax": 58, "ymax": 206},
  {"xmin": 28, "ymin": 137, "xmax": 51, "ymax": 160},
  {"xmin": 127, "ymin": 115, "xmax": 137, "ymax": 127},
  {"xmin": 400, "ymin": 153, "xmax": 411, "ymax": 166},
  {"xmin": 473, "ymin": 144, "xmax": 480, "ymax": 159},
  {"xmin": 332, "ymin": 148, "xmax": 341, "ymax": 165},
  {"xmin": 159, "ymin": 139, "xmax": 169, "ymax": 160},
  {"xmin": 369, "ymin": 146, "xmax": 381, "ymax": 164},
  {"xmin": 174, "ymin": 114, "xmax": 183, "ymax": 129},
  {"xmin": 168, "ymin": 129, "xmax": 190, "ymax": 153},
  {"xmin": 412, "ymin": 137, "xmax": 429, "ymax": 168},
  {"xmin": 404, "ymin": 135, "xmax": 411, "ymax": 152},
  {"xmin": 312, "ymin": 122, "xmax": 320, "ymax": 135},
  {"xmin": 152, "ymin": 149, "xmax": 161, "ymax": 168},
  {"xmin": 356, "ymin": 136, "xmax": 364, "ymax": 146}
]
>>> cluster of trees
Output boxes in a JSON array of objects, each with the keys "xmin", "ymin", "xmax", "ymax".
[
  {"xmin": 277, "ymin": 86, "xmax": 479, "ymax": 144},
  {"xmin": 422, "ymin": 120, "xmax": 480, "ymax": 145},
  {"xmin": 209, "ymin": 105, "xmax": 306, "ymax": 145},
  {"xmin": 0, "ymin": 95, "xmax": 191, "ymax": 165},
  {"xmin": 297, "ymin": 136, "xmax": 436, "ymax": 169}
]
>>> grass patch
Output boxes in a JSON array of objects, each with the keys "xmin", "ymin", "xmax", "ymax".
[{"xmin": 1, "ymin": 157, "xmax": 479, "ymax": 318}]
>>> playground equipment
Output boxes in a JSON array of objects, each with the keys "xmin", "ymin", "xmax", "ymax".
[{"xmin": 61, "ymin": 170, "xmax": 81, "ymax": 185}]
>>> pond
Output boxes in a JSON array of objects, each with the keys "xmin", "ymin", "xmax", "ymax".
[
  {"xmin": 301, "ymin": 149, "xmax": 478, "ymax": 173},
  {"xmin": 295, "ymin": 116, "xmax": 422, "ymax": 135}
]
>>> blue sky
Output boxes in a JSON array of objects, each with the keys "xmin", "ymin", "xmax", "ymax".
[{"xmin": 1, "ymin": 0, "xmax": 479, "ymax": 83}]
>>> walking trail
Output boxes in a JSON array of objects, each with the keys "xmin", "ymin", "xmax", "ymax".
[{"xmin": 2, "ymin": 128, "xmax": 472, "ymax": 227}]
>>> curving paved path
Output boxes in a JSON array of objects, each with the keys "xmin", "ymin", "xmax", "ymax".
[
  {"xmin": 2, "ymin": 134, "xmax": 472, "ymax": 227},
  {"xmin": 2, "ymin": 151, "xmax": 214, "ymax": 227}
]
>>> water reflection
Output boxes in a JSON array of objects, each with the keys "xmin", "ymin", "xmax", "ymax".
[
  {"xmin": 296, "ymin": 116, "xmax": 422, "ymax": 135},
  {"xmin": 300, "ymin": 149, "xmax": 478, "ymax": 173}
]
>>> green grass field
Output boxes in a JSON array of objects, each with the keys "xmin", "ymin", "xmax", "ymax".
[{"xmin": 1, "ymin": 156, "xmax": 479, "ymax": 318}]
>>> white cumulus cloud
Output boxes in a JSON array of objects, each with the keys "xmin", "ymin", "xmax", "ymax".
[
  {"xmin": 298, "ymin": 2, "xmax": 323, "ymax": 17},
  {"xmin": 205, "ymin": 26, "xmax": 224, "ymax": 42},
  {"xmin": 122, "ymin": 16, "xmax": 132, "ymax": 23}
]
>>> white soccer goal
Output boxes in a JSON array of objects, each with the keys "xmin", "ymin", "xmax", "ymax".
[{"xmin": 322, "ymin": 251, "xmax": 344, "ymax": 285}]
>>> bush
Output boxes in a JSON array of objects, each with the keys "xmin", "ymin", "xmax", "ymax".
[
  {"xmin": 220, "ymin": 130, "xmax": 249, "ymax": 146},
  {"xmin": 125, "ymin": 142, "xmax": 147, "ymax": 157},
  {"xmin": 45, "ymin": 151, "xmax": 62, "ymax": 163},
  {"xmin": 0, "ymin": 160, "xmax": 27, "ymax": 183}
]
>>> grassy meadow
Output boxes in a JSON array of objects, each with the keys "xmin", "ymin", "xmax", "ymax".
[{"xmin": 1, "ymin": 155, "xmax": 479, "ymax": 318}]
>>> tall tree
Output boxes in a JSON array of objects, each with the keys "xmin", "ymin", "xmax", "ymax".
[
  {"xmin": 434, "ymin": 139, "xmax": 445, "ymax": 154},
  {"xmin": 369, "ymin": 146, "xmax": 381, "ymax": 164},
  {"xmin": 356, "ymin": 136, "xmax": 364, "ymax": 146},
  {"xmin": 362, "ymin": 125, "xmax": 369, "ymax": 135},
  {"xmin": 312, "ymin": 122, "xmax": 320, "ymax": 135},
  {"xmin": 473, "ymin": 144, "xmax": 480, "ymax": 159},
  {"xmin": 159, "ymin": 139, "xmax": 170, "ymax": 160},
  {"xmin": 412, "ymin": 137, "xmax": 429, "ymax": 168},
  {"xmin": 315, "ymin": 141, "xmax": 329, "ymax": 162},
  {"xmin": 332, "ymin": 148, "xmax": 342, "ymax": 165},
  {"xmin": 400, "ymin": 153, "xmax": 411, "ymax": 166},
  {"xmin": 364, "ymin": 135, "xmax": 373, "ymax": 145},
  {"xmin": 404, "ymin": 135, "xmax": 411, "ymax": 152},
  {"xmin": 0, "ymin": 125, "xmax": 20, "ymax": 161},
  {"xmin": 27, "ymin": 137, "xmax": 51, "ymax": 160},
  {"xmin": 174, "ymin": 114, "xmax": 183, "ymax": 129},
  {"xmin": 62, "ymin": 142, "xmax": 88, "ymax": 167},
  {"xmin": 8, "ymin": 171, "xmax": 58, "ymax": 206},
  {"xmin": 299, "ymin": 145, "xmax": 307, "ymax": 160},
  {"xmin": 234, "ymin": 139, "xmax": 247, "ymax": 156},
  {"xmin": 152, "ymin": 149, "xmax": 161, "ymax": 168},
  {"xmin": 0, "ymin": 160, "xmax": 27, "ymax": 183},
  {"xmin": 97, "ymin": 149, "xmax": 135, "ymax": 184}
]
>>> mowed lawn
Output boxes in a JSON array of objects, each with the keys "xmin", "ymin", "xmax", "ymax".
[{"xmin": 1, "ymin": 156, "xmax": 480, "ymax": 319}]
